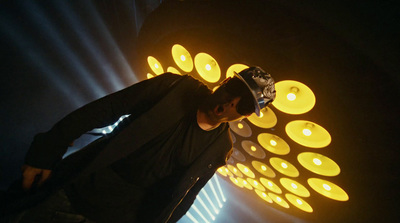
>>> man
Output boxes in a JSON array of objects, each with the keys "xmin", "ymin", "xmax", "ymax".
[{"xmin": 2, "ymin": 67, "xmax": 276, "ymax": 222}]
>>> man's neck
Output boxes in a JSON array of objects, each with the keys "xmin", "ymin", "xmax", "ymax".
[{"xmin": 197, "ymin": 109, "xmax": 221, "ymax": 131}]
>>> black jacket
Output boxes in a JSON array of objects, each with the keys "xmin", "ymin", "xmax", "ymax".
[{"xmin": 24, "ymin": 73, "xmax": 233, "ymax": 222}]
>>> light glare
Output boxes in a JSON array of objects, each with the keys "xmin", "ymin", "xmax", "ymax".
[
  {"xmin": 323, "ymin": 184, "xmax": 332, "ymax": 191},
  {"xmin": 303, "ymin": 128, "xmax": 312, "ymax": 136},
  {"xmin": 313, "ymin": 158, "xmax": 322, "ymax": 165},
  {"xmin": 287, "ymin": 93, "xmax": 296, "ymax": 101}
]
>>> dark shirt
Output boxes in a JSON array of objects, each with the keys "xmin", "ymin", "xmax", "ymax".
[{"xmin": 65, "ymin": 110, "xmax": 225, "ymax": 222}]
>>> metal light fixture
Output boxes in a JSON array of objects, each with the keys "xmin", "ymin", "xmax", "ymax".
[
  {"xmin": 226, "ymin": 64, "xmax": 249, "ymax": 79},
  {"xmin": 269, "ymin": 157, "xmax": 300, "ymax": 177},
  {"xmin": 272, "ymin": 80, "xmax": 316, "ymax": 114},
  {"xmin": 279, "ymin": 178, "xmax": 311, "ymax": 197},
  {"xmin": 171, "ymin": 44, "xmax": 193, "ymax": 72},
  {"xmin": 308, "ymin": 178, "xmax": 349, "ymax": 201},
  {"xmin": 286, "ymin": 120, "xmax": 331, "ymax": 148},
  {"xmin": 247, "ymin": 107, "xmax": 277, "ymax": 129},
  {"xmin": 258, "ymin": 133, "xmax": 290, "ymax": 155},
  {"xmin": 147, "ymin": 56, "xmax": 164, "ymax": 75},
  {"xmin": 298, "ymin": 152, "xmax": 340, "ymax": 176},
  {"xmin": 194, "ymin": 52, "xmax": 221, "ymax": 83}
]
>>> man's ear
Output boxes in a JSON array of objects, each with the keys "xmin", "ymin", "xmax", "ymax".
[{"xmin": 214, "ymin": 105, "xmax": 224, "ymax": 116}]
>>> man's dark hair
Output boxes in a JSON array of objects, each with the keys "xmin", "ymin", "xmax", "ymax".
[{"xmin": 200, "ymin": 77, "xmax": 255, "ymax": 115}]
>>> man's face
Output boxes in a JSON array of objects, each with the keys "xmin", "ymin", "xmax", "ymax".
[{"xmin": 220, "ymin": 97, "xmax": 251, "ymax": 122}]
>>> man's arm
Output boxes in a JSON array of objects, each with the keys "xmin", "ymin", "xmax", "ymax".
[{"xmin": 22, "ymin": 73, "xmax": 182, "ymax": 190}]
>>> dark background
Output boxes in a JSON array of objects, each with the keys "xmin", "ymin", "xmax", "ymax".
[{"xmin": 1, "ymin": 0, "xmax": 399, "ymax": 222}]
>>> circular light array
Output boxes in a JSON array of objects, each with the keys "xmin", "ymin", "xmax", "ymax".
[
  {"xmin": 230, "ymin": 130, "xmax": 236, "ymax": 143},
  {"xmin": 230, "ymin": 177, "xmax": 244, "ymax": 188},
  {"xmin": 147, "ymin": 73, "xmax": 154, "ymax": 79},
  {"xmin": 286, "ymin": 120, "xmax": 331, "ymax": 148},
  {"xmin": 194, "ymin": 52, "xmax": 221, "ymax": 83},
  {"xmin": 226, "ymin": 64, "xmax": 249, "ymax": 78},
  {"xmin": 272, "ymin": 80, "xmax": 316, "ymax": 114},
  {"xmin": 298, "ymin": 152, "xmax": 340, "ymax": 176},
  {"xmin": 167, "ymin": 66, "xmax": 181, "ymax": 74},
  {"xmin": 252, "ymin": 161, "xmax": 276, "ymax": 178},
  {"xmin": 285, "ymin": 194, "xmax": 313, "ymax": 213},
  {"xmin": 280, "ymin": 178, "xmax": 310, "ymax": 197},
  {"xmin": 239, "ymin": 177, "xmax": 253, "ymax": 190},
  {"xmin": 269, "ymin": 157, "xmax": 299, "ymax": 177},
  {"xmin": 260, "ymin": 177, "xmax": 282, "ymax": 194},
  {"xmin": 147, "ymin": 56, "xmax": 164, "ymax": 75},
  {"xmin": 171, "ymin": 44, "xmax": 193, "ymax": 72},
  {"xmin": 237, "ymin": 163, "xmax": 255, "ymax": 178},
  {"xmin": 258, "ymin": 133, "xmax": 290, "ymax": 155},
  {"xmin": 247, "ymin": 178, "xmax": 266, "ymax": 191},
  {"xmin": 229, "ymin": 120, "xmax": 252, "ymax": 137},
  {"xmin": 217, "ymin": 166, "xmax": 233, "ymax": 177},
  {"xmin": 255, "ymin": 189, "xmax": 273, "ymax": 203},
  {"xmin": 227, "ymin": 164, "xmax": 243, "ymax": 177},
  {"xmin": 308, "ymin": 178, "xmax": 349, "ymax": 201},
  {"xmin": 231, "ymin": 147, "xmax": 246, "ymax": 162},
  {"xmin": 241, "ymin": 140, "xmax": 266, "ymax": 159},
  {"xmin": 268, "ymin": 192, "xmax": 290, "ymax": 208},
  {"xmin": 247, "ymin": 107, "xmax": 277, "ymax": 129}
]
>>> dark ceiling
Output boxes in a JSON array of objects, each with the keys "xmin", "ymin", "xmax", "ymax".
[{"xmin": 0, "ymin": 0, "xmax": 399, "ymax": 222}]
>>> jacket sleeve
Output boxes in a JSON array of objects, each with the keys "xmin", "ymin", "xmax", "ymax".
[
  {"xmin": 168, "ymin": 171, "xmax": 215, "ymax": 223},
  {"xmin": 25, "ymin": 73, "xmax": 182, "ymax": 169}
]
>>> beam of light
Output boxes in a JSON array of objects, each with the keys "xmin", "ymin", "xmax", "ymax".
[
  {"xmin": 208, "ymin": 181, "xmax": 223, "ymax": 208},
  {"xmin": 192, "ymin": 205, "xmax": 210, "ymax": 223},
  {"xmin": 201, "ymin": 189, "xmax": 219, "ymax": 214},
  {"xmin": 54, "ymin": 1, "xmax": 126, "ymax": 92},
  {"xmin": 214, "ymin": 175, "xmax": 226, "ymax": 202},
  {"xmin": 196, "ymin": 195, "xmax": 216, "ymax": 221},
  {"xmin": 0, "ymin": 10, "xmax": 84, "ymax": 107},
  {"xmin": 81, "ymin": 1, "xmax": 137, "ymax": 85},
  {"xmin": 22, "ymin": 1, "xmax": 108, "ymax": 99},
  {"xmin": 186, "ymin": 212, "xmax": 199, "ymax": 223}
]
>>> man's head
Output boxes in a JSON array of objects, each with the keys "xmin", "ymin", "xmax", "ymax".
[
  {"xmin": 234, "ymin": 66, "xmax": 276, "ymax": 116},
  {"xmin": 200, "ymin": 66, "xmax": 276, "ymax": 122}
]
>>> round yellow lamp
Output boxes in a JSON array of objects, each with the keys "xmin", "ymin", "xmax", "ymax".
[
  {"xmin": 280, "ymin": 178, "xmax": 310, "ymax": 197},
  {"xmin": 242, "ymin": 140, "xmax": 266, "ymax": 159},
  {"xmin": 258, "ymin": 133, "xmax": 290, "ymax": 155},
  {"xmin": 231, "ymin": 147, "xmax": 246, "ymax": 162},
  {"xmin": 171, "ymin": 44, "xmax": 193, "ymax": 72},
  {"xmin": 227, "ymin": 164, "xmax": 243, "ymax": 177},
  {"xmin": 229, "ymin": 120, "xmax": 252, "ymax": 137},
  {"xmin": 247, "ymin": 107, "xmax": 277, "ymax": 129},
  {"xmin": 229, "ymin": 177, "xmax": 244, "ymax": 188},
  {"xmin": 298, "ymin": 152, "xmax": 340, "ymax": 176},
  {"xmin": 217, "ymin": 166, "xmax": 233, "ymax": 177},
  {"xmin": 260, "ymin": 177, "xmax": 283, "ymax": 194},
  {"xmin": 252, "ymin": 161, "xmax": 276, "ymax": 178},
  {"xmin": 286, "ymin": 120, "xmax": 331, "ymax": 148},
  {"xmin": 238, "ymin": 177, "xmax": 253, "ymax": 190},
  {"xmin": 147, "ymin": 73, "xmax": 155, "ymax": 79},
  {"xmin": 237, "ymin": 163, "xmax": 255, "ymax": 178},
  {"xmin": 269, "ymin": 157, "xmax": 300, "ymax": 177},
  {"xmin": 307, "ymin": 178, "xmax": 349, "ymax": 201},
  {"xmin": 194, "ymin": 53, "xmax": 221, "ymax": 83},
  {"xmin": 226, "ymin": 64, "xmax": 249, "ymax": 78},
  {"xmin": 272, "ymin": 80, "xmax": 316, "ymax": 114},
  {"xmin": 285, "ymin": 194, "xmax": 313, "ymax": 213},
  {"xmin": 255, "ymin": 189, "xmax": 273, "ymax": 203},
  {"xmin": 247, "ymin": 178, "xmax": 265, "ymax": 191},
  {"xmin": 147, "ymin": 56, "xmax": 164, "ymax": 75},
  {"xmin": 268, "ymin": 192, "xmax": 290, "ymax": 208},
  {"xmin": 167, "ymin": 66, "xmax": 181, "ymax": 75}
]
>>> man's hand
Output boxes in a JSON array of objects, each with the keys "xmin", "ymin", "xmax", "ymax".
[{"xmin": 21, "ymin": 164, "xmax": 52, "ymax": 191}]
